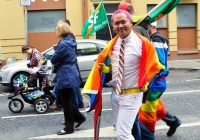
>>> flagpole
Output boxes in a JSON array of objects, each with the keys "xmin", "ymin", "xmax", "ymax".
[
  {"xmin": 132, "ymin": 0, "xmax": 167, "ymax": 28},
  {"xmin": 108, "ymin": 25, "xmax": 113, "ymax": 39}
]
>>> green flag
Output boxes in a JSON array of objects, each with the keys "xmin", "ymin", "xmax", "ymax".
[
  {"xmin": 148, "ymin": 0, "xmax": 180, "ymax": 23},
  {"xmin": 132, "ymin": 0, "xmax": 180, "ymax": 24},
  {"xmin": 82, "ymin": 2, "xmax": 109, "ymax": 38}
]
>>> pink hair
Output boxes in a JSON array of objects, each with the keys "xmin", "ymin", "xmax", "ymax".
[{"xmin": 111, "ymin": 10, "xmax": 131, "ymax": 24}]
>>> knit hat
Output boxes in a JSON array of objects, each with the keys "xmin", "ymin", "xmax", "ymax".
[
  {"xmin": 118, "ymin": 2, "xmax": 134, "ymax": 14},
  {"xmin": 150, "ymin": 21, "xmax": 157, "ymax": 27}
]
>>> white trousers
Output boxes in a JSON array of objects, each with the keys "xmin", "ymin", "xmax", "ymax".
[{"xmin": 111, "ymin": 90, "xmax": 143, "ymax": 140}]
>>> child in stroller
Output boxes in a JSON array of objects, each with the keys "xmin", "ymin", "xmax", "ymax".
[{"xmin": 8, "ymin": 59, "xmax": 55, "ymax": 114}]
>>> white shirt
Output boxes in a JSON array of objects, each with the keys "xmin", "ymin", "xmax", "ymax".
[{"xmin": 109, "ymin": 31, "xmax": 142, "ymax": 89}]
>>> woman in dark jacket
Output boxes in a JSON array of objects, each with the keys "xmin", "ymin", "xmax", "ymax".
[{"xmin": 51, "ymin": 22, "xmax": 85, "ymax": 135}]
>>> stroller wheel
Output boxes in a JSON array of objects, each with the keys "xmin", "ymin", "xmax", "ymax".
[
  {"xmin": 34, "ymin": 99, "xmax": 49, "ymax": 114},
  {"xmin": 41, "ymin": 95, "xmax": 53, "ymax": 106},
  {"xmin": 8, "ymin": 98, "xmax": 24, "ymax": 113}
]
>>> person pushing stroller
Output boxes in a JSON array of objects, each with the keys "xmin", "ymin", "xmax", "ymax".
[{"xmin": 21, "ymin": 45, "xmax": 55, "ymax": 102}]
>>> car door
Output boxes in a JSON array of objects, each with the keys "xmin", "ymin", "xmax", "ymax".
[{"xmin": 77, "ymin": 42, "xmax": 100, "ymax": 82}]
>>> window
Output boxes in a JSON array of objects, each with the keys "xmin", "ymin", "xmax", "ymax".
[
  {"xmin": 77, "ymin": 43, "xmax": 99, "ymax": 56},
  {"xmin": 28, "ymin": 10, "xmax": 65, "ymax": 32},
  {"xmin": 177, "ymin": 5, "xmax": 196, "ymax": 27},
  {"xmin": 147, "ymin": 5, "xmax": 167, "ymax": 28},
  {"xmin": 104, "ymin": 4, "xmax": 119, "ymax": 13},
  {"xmin": 43, "ymin": 48, "xmax": 55, "ymax": 60}
]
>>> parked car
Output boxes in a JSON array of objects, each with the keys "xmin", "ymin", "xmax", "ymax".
[{"xmin": 0, "ymin": 39, "xmax": 107, "ymax": 89}]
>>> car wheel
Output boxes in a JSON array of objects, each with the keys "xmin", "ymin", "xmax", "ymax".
[
  {"xmin": 8, "ymin": 98, "xmax": 24, "ymax": 113},
  {"xmin": 11, "ymin": 72, "xmax": 30, "ymax": 90}
]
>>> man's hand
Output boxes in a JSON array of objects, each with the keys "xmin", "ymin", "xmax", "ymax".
[
  {"xmin": 98, "ymin": 63, "xmax": 105, "ymax": 71},
  {"xmin": 139, "ymin": 86, "xmax": 148, "ymax": 92}
]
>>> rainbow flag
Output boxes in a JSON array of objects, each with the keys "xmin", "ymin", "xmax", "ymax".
[
  {"xmin": 82, "ymin": 32, "xmax": 164, "ymax": 140},
  {"xmin": 139, "ymin": 98, "xmax": 166, "ymax": 131}
]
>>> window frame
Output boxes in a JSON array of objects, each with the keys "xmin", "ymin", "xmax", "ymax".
[
  {"xmin": 177, "ymin": 4, "xmax": 196, "ymax": 28},
  {"xmin": 27, "ymin": 10, "xmax": 66, "ymax": 32}
]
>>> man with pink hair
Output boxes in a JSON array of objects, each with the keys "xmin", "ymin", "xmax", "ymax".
[{"xmin": 99, "ymin": 9, "xmax": 164, "ymax": 139}]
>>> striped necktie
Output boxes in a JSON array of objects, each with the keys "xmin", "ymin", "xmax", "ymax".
[{"xmin": 116, "ymin": 40, "xmax": 125, "ymax": 95}]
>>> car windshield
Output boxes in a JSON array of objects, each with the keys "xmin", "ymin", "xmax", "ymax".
[
  {"xmin": 43, "ymin": 41, "xmax": 106, "ymax": 60},
  {"xmin": 43, "ymin": 49, "xmax": 55, "ymax": 60},
  {"xmin": 77, "ymin": 43, "xmax": 99, "ymax": 56}
]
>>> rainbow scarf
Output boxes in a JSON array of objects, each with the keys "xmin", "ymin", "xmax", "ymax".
[{"xmin": 81, "ymin": 32, "xmax": 164, "ymax": 140}]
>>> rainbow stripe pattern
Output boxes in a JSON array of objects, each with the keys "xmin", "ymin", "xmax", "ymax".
[{"xmin": 116, "ymin": 40, "xmax": 125, "ymax": 95}]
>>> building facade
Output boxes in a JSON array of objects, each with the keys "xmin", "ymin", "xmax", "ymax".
[{"xmin": 0, "ymin": 0, "xmax": 200, "ymax": 68}]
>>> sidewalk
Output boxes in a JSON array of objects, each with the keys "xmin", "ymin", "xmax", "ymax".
[{"xmin": 168, "ymin": 59, "xmax": 200, "ymax": 71}]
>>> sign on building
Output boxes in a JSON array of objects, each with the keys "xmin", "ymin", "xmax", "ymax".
[{"xmin": 20, "ymin": 0, "xmax": 31, "ymax": 6}]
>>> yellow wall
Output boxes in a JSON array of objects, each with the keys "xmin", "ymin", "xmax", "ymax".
[
  {"xmin": 0, "ymin": 0, "xmax": 26, "ymax": 60},
  {"xmin": 1, "ymin": 0, "xmax": 200, "ymax": 61},
  {"xmin": 65, "ymin": 0, "xmax": 83, "ymax": 39},
  {"xmin": 168, "ymin": 8, "xmax": 178, "ymax": 51}
]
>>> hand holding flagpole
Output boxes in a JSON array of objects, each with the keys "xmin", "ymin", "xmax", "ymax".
[{"xmin": 108, "ymin": 25, "xmax": 113, "ymax": 39}]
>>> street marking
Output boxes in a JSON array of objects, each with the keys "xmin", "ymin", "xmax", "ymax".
[
  {"xmin": 1, "ymin": 112, "xmax": 64, "ymax": 119},
  {"xmin": 0, "ymin": 93, "xmax": 10, "ymax": 96},
  {"xmin": 1, "ymin": 109, "xmax": 112, "ymax": 119},
  {"xmin": 163, "ymin": 90, "xmax": 200, "ymax": 95},
  {"xmin": 156, "ymin": 122, "xmax": 200, "ymax": 130},
  {"xmin": 29, "ymin": 122, "xmax": 200, "ymax": 139},
  {"xmin": 102, "ymin": 92, "xmax": 111, "ymax": 95},
  {"xmin": 186, "ymin": 79, "xmax": 200, "ymax": 82},
  {"xmin": 29, "ymin": 126, "xmax": 116, "ymax": 139},
  {"xmin": 102, "ymin": 89, "xmax": 200, "ymax": 95}
]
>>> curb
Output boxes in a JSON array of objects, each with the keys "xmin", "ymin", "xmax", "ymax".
[{"xmin": 169, "ymin": 67, "xmax": 200, "ymax": 71}]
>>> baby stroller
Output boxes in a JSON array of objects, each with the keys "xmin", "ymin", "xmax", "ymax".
[{"xmin": 8, "ymin": 60, "xmax": 55, "ymax": 114}]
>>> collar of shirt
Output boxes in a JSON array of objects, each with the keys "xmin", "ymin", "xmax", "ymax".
[{"xmin": 119, "ymin": 31, "xmax": 134, "ymax": 44}]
